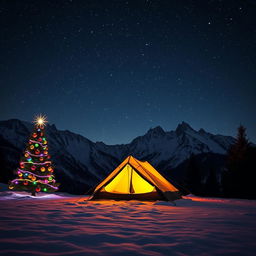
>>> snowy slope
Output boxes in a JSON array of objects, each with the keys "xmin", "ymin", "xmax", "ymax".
[
  {"xmin": 0, "ymin": 191, "xmax": 255, "ymax": 256},
  {"xmin": 0, "ymin": 119, "xmax": 235, "ymax": 193}
]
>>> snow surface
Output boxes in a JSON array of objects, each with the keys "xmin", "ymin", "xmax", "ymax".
[{"xmin": 0, "ymin": 191, "xmax": 256, "ymax": 256}]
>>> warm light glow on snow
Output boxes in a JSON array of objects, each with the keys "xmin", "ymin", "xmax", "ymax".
[{"xmin": 0, "ymin": 194, "xmax": 256, "ymax": 255}]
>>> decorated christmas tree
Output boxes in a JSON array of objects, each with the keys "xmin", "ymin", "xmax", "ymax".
[{"xmin": 9, "ymin": 115, "xmax": 59, "ymax": 196}]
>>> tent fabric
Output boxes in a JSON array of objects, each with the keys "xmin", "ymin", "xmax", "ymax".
[
  {"xmin": 104, "ymin": 164, "xmax": 156, "ymax": 194},
  {"xmin": 90, "ymin": 156, "xmax": 181, "ymax": 201}
]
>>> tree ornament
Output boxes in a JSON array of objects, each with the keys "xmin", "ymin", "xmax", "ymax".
[
  {"xmin": 30, "ymin": 145, "xmax": 34, "ymax": 150},
  {"xmin": 23, "ymin": 181, "xmax": 28, "ymax": 186},
  {"xmin": 18, "ymin": 172, "xmax": 23, "ymax": 177},
  {"xmin": 44, "ymin": 151, "xmax": 48, "ymax": 155},
  {"xmin": 31, "ymin": 176, "xmax": 36, "ymax": 181},
  {"xmin": 35, "ymin": 149, "xmax": 40, "ymax": 154},
  {"xmin": 31, "ymin": 165, "xmax": 36, "ymax": 171},
  {"xmin": 20, "ymin": 163, "xmax": 25, "ymax": 168},
  {"xmin": 35, "ymin": 143, "xmax": 39, "ymax": 147},
  {"xmin": 25, "ymin": 153, "xmax": 29, "ymax": 158},
  {"xmin": 35, "ymin": 187, "xmax": 41, "ymax": 192},
  {"xmin": 39, "ymin": 157, "xmax": 44, "ymax": 161},
  {"xmin": 43, "ymin": 188, "xmax": 47, "ymax": 192},
  {"xmin": 41, "ymin": 167, "xmax": 46, "ymax": 172}
]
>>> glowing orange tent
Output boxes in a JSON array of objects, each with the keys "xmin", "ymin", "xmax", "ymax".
[{"xmin": 90, "ymin": 156, "xmax": 181, "ymax": 201}]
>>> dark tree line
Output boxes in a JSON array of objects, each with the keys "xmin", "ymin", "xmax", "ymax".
[
  {"xmin": 185, "ymin": 154, "xmax": 220, "ymax": 197},
  {"xmin": 185, "ymin": 125, "xmax": 256, "ymax": 199},
  {"xmin": 222, "ymin": 125, "xmax": 256, "ymax": 199}
]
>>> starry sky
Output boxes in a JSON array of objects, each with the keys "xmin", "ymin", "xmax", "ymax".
[{"xmin": 0, "ymin": 0, "xmax": 255, "ymax": 144}]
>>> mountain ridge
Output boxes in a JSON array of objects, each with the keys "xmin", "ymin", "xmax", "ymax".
[{"xmin": 0, "ymin": 119, "xmax": 235, "ymax": 194}]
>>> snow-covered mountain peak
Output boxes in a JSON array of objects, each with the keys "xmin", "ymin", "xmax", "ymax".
[
  {"xmin": 0, "ymin": 119, "xmax": 28, "ymax": 131},
  {"xmin": 198, "ymin": 128, "xmax": 207, "ymax": 134},
  {"xmin": 146, "ymin": 126, "xmax": 165, "ymax": 137},
  {"xmin": 175, "ymin": 121, "xmax": 194, "ymax": 135}
]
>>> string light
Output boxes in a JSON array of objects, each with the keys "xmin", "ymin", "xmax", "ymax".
[
  {"xmin": 11, "ymin": 179, "xmax": 58, "ymax": 190},
  {"xmin": 30, "ymin": 140, "xmax": 48, "ymax": 148},
  {"xmin": 18, "ymin": 169, "xmax": 53, "ymax": 178},
  {"xmin": 19, "ymin": 161, "xmax": 52, "ymax": 165}
]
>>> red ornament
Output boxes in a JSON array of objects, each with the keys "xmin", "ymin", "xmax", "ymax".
[
  {"xmin": 23, "ymin": 181, "xmax": 28, "ymax": 186},
  {"xmin": 38, "ymin": 138, "xmax": 42, "ymax": 142},
  {"xmin": 31, "ymin": 165, "xmax": 36, "ymax": 171},
  {"xmin": 39, "ymin": 157, "xmax": 44, "ymax": 161},
  {"xmin": 32, "ymin": 133, "xmax": 37, "ymax": 138},
  {"xmin": 47, "ymin": 155, "xmax": 51, "ymax": 159},
  {"xmin": 43, "ymin": 151, "xmax": 48, "ymax": 155},
  {"xmin": 20, "ymin": 163, "xmax": 25, "ymax": 168},
  {"xmin": 40, "ymin": 132, "xmax": 44, "ymax": 136},
  {"xmin": 36, "ymin": 187, "xmax": 41, "ymax": 192},
  {"xmin": 35, "ymin": 149, "xmax": 40, "ymax": 154}
]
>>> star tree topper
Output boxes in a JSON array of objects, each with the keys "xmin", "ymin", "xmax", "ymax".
[{"xmin": 33, "ymin": 114, "xmax": 48, "ymax": 128}]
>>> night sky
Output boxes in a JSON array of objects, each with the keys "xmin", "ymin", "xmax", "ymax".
[{"xmin": 1, "ymin": 0, "xmax": 255, "ymax": 144}]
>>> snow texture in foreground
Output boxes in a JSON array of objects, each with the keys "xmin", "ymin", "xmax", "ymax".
[{"xmin": 0, "ymin": 191, "xmax": 256, "ymax": 256}]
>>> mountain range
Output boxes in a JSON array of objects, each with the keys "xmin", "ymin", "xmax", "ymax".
[{"xmin": 0, "ymin": 119, "xmax": 235, "ymax": 194}]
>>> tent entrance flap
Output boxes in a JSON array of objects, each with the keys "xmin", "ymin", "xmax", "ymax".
[{"xmin": 103, "ymin": 164, "xmax": 155, "ymax": 194}]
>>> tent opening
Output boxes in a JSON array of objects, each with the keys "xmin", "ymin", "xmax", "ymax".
[{"xmin": 103, "ymin": 164, "xmax": 155, "ymax": 194}]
